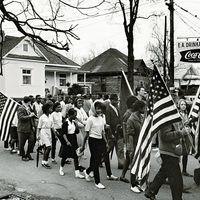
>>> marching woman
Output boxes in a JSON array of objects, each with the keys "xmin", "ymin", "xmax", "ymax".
[
  {"xmin": 74, "ymin": 98, "xmax": 88, "ymax": 147},
  {"xmin": 37, "ymin": 102, "xmax": 55, "ymax": 169},
  {"xmin": 81, "ymin": 101, "xmax": 109, "ymax": 189},
  {"xmin": 50, "ymin": 102, "xmax": 63, "ymax": 163},
  {"xmin": 177, "ymin": 99, "xmax": 193, "ymax": 177},
  {"xmin": 58, "ymin": 108, "xmax": 84, "ymax": 179}
]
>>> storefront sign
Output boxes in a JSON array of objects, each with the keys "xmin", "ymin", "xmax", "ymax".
[{"xmin": 177, "ymin": 40, "xmax": 200, "ymax": 63}]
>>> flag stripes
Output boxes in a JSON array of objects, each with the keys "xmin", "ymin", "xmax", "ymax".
[
  {"xmin": 130, "ymin": 65, "xmax": 182, "ymax": 187},
  {"xmin": 188, "ymin": 86, "xmax": 200, "ymax": 161},
  {"xmin": 0, "ymin": 92, "xmax": 18, "ymax": 141}
]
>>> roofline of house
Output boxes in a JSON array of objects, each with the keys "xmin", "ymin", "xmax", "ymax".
[
  {"xmin": 45, "ymin": 63, "xmax": 80, "ymax": 68},
  {"xmin": 45, "ymin": 66, "xmax": 89, "ymax": 74},
  {"xmin": 3, "ymin": 56, "xmax": 48, "ymax": 63}
]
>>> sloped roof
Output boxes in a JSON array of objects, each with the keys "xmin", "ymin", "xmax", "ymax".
[
  {"xmin": 81, "ymin": 48, "xmax": 151, "ymax": 75},
  {"xmin": 183, "ymin": 65, "xmax": 200, "ymax": 80},
  {"xmin": 2, "ymin": 35, "xmax": 25, "ymax": 56},
  {"xmin": 2, "ymin": 35, "xmax": 79, "ymax": 66},
  {"xmin": 36, "ymin": 42, "xmax": 79, "ymax": 66},
  {"xmin": 174, "ymin": 63, "xmax": 192, "ymax": 79}
]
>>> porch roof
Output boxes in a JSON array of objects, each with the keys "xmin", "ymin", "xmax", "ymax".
[{"xmin": 45, "ymin": 66, "xmax": 88, "ymax": 74}]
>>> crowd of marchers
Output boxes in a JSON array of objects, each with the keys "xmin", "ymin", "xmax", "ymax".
[{"xmin": 2, "ymin": 87, "xmax": 199, "ymax": 200}]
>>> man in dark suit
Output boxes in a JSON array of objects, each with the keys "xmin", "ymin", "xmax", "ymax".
[
  {"xmin": 17, "ymin": 96, "xmax": 35, "ymax": 161},
  {"xmin": 105, "ymin": 94, "xmax": 124, "ymax": 169}
]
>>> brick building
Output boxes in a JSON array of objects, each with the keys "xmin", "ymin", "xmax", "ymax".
[{"xmin": 79, "ymin": 48, "xmax": 152, "ymax": 94}]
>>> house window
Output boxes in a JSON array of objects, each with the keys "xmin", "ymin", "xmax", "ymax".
[
  {"xmin": 22, "ymin": 69, "xmax": 31, "ymax": 85},
  {"xmin": 59, "ymin": 74, "xmax": 66, "ymax": 86},
  {"xmin": 23, "ymin": 44, "xmax": 28, "ymax": 52}
]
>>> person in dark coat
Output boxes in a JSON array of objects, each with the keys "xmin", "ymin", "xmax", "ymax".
[
  {"xmin": 145, "ymin": 123, "xmax": 190, "ymax": 200},
  {"xmin": 126, "ymin": 100, "xmax": 146, "ymax": 193},
  {"xmin": 17, "ymin": 96, "xmax": 35, "ymax": 161},
  {"xmin": 105, "ymin": 94, "xmax": 124, "ymax": 169},
  {"xmin": 120, "ymin": 95, "xmax": 138, "ymax": 183}
]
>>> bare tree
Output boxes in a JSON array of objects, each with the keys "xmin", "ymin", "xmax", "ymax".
[
  {"xmin": 117, "ymin": 0, "xmax": 140, "ymax": 89},
  {"xmin": 146, "ymin": 24, "xmax": 170, "ymax": 79},
  {"xmin": 113, "ymin": 0, "xmax": 163, "ymax": 89},
  {"xmin": 0, "ymin": 0, "xmax": 107, "ymax": 51}
]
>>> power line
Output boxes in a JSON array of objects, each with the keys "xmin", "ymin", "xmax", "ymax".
[
  {"xmin": 175, "ymin": 9, "xmax": 200, "ymax": 32},
  {"xmin": 175, "ymin": 10, "xmax": 200, "ymax": 35},
  {"xmin": 174, "ymin": 2, "xmax": 200, "ymax": 22}
]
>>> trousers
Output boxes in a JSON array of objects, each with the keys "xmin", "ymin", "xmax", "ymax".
[{"xmin": 149, "ymin": 154, "xmax": 183, "ymax": 200}]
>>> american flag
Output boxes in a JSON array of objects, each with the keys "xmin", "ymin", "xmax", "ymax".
[
  {"xmin": 188, "ymin": 86, "xmax": 200, "ymax": 162},
  {"xmin": 0, "ymin": 92, "xmax": 19, "ymax": 141},
  {"xmin": 130, "ymin": 65, "xmax": 182, "ymax": 186}
]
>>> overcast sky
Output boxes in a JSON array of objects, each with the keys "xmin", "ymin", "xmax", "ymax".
[{"xmin": 2, "ymin": 0, "xmax": 200, "ymax": 64}]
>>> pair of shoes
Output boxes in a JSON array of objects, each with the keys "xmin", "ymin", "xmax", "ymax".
[
  {"xmin": 83, "ymin": 170, "xmax": 91, "ymax": 182},
  {"xmin": 59, "ymin": 169, "xmax": 65, "ymax": 176},
  {"xmin": 131, "ymin": 186, "xmax": 142, "ymax": 193},
  {"xmin": 10, "ymin": 149, "xmax": 17, "ymax": 154},
  {"xmin": 89, "ymin": 172, "xmax": 94, "ymax": 178},
  {"xmin": 4, "ymin": 147, "xmax": 11, "ymax": 151},
  {"xmin": 95, "ymin": 183, "xmax": 105, "ymax": 189},
  {"xmin": 182, "ymin": 172, "xmax": 193, "ymax": 177},
  {"xmin": 22, "ymin": 157, "xmax": 29, "ymax": 161},
  {"xmin": 144, "ymin": 187, "xmax": 156, "ymax": 200},
  {"xmin": 120, "ymin": 177, "xmax": 130, "ymax": 183},
  {"xmin": 51, "ymin": 159, "xmax": 57, "ymax": 164},
  {"xmin": 27, "ymin": 155, "xmax": 34, "ymax": 160},
  {"xmin": 75, "ymin": 170, "xmax": 85, "ymax": 179},
  {"xmin": 107, "ymin": 175, "xmax": 118, "ymax": 181},
  {"xmin": 42, "ymin": 163, "xmax": 52, "ymax": 169},
  {"xmin": 78, "ymin": 165, "xmax": 86, "ymax": 172},
  {"xmin": 183, "ymin": 185, "xmax": 192, "ymax": 193}
]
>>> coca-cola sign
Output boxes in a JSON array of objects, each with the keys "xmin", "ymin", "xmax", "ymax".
[
  {"xmin": 177, "ymin": 40, "xmax": 200, "ymax": 63},
  {"xmin": 180, "ymin": 49, "xmax": 200, "ymax": 62}
]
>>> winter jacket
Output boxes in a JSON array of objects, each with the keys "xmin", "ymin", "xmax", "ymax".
[
  {"xmin": 159, "ymin": 123, "xmax": 183, "ymax": 158},
  {"xmin": 126, "ymin": 112, "xmax": 144, "ymax": 147},
  {"xmin": 17, "ymin": 105, "xmax": 34, "ymax": 133}
]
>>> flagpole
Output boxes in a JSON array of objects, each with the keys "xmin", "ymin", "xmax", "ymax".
[{"xmin": 121, "ymin": 69, "xmax": 134, "ymax": 96}]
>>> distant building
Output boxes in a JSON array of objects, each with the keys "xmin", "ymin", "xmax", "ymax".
[
  {"xmin": 175, "ymin": 63, "xmax": 200, "ymax": 97},
  {"xmin": 79, "ymin": 48, "xmax": 152, "ymax": 94},
  {"xmin": 0, "ymin": 35, "xmax": 84, "ymax": 98}
]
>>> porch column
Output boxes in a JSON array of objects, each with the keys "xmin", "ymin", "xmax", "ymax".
[
  {"xmin": 70, "ymin": 72, "xmax": 73, "ymax": 84},
  {"xmin": 53, "ymin": 71, "xmax": 57, "ymax": 95},
  {"xmin": 83, "ymin": 73, "xmax": 86, "ymax": 85}
]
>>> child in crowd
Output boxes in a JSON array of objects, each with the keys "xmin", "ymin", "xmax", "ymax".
[
  {"xmin": 50, "ymin": 102, "xmax": 63, "ymax": 163},
  {"xmin": 37, "ymin": 102, "xmax": 55, "ymax": 169},
  {"xmin": 58, "ymin": 108, "xmax": 84, "ymax": 179}
]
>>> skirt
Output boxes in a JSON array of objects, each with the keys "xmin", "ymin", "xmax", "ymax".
[{"xmin": 58, "ymin": 134, "xmax": 78, "ymax": 159}]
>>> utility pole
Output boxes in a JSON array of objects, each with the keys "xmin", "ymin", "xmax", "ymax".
[
  {"xmin": 163, "ymin": 16, "xmax": 167, "ymax": 82},
  {"xmin": 166, "ymin": 0, "xmax": 174, "ymax": 88}
]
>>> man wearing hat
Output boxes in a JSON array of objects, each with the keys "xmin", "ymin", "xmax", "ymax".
[{"xmin": 105, "ymin": 94, "xmax": 124, "ymax": 169}]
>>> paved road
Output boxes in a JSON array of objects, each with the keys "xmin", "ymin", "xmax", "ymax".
[{"xmin": 0, "ymin": 143, "xmax": 199, "ymax": 200}]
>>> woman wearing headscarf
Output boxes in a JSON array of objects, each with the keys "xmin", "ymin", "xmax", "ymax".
[{"xmin": 74, "ymin": 98, "xmax": 88, "ymax": 147}]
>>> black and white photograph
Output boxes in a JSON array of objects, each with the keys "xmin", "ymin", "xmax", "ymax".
[{"xmin": 0, "ymin": 0, "xmax": 200, "ymax": 199}]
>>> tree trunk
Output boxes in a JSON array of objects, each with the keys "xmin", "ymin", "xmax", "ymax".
[{"xmin": 127, "ymin": 33, "xmax": 134, "ymax": 90}]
